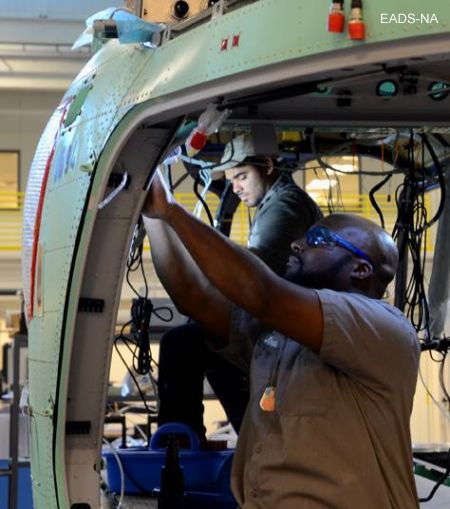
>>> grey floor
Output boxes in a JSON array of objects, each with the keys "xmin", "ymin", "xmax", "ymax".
[
  {"xmin": 416, "ymin": 475, "xmax": 450, "ymax": 509},
  {"xmin": 101, "ymin": 475, "xmax": 450, "ymax": 508}
]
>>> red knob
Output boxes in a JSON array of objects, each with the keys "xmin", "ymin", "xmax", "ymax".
[
  {"xmin": 348, "ymin": 20, "xmax": 365, "ymax": 40},
  {"xmin": 328, "ymin": 12, "xmax": 345, "ymax": 33}
]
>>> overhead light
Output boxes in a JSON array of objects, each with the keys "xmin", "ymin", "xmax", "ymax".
[
  {"xmin": 315, "ymin": 85, "xmax": 332, "ymax": 95},
  {"xmin": 306, "ymin": 178, "xmax": 337, "ymax": 191},
  {"xmin": 325, "ymin": 156, "xmax": 357, "ymax": 173},
  {"xmin": 306, "ymin": 191, "xmax": 321, "ymax": 201},
  {"xmin": 376, "ymin": 79, "xmax": 398, "ymax": 97}
]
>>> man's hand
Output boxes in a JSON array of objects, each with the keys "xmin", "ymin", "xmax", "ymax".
[{"xmin": 142, "ymin": 168, "xmax": 177, "ymax": 220}]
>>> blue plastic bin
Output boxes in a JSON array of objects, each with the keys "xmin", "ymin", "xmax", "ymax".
[
  {"xmin": 103, "ymin": 423, "xmax": 236, "ymax": 508},
  {"xmin": 0, "ymin": 460, "xmax": 33, "ymax": 509}
]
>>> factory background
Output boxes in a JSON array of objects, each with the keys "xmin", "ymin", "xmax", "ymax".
[{"xmin": 0, "ymin": 1, "xmax": 449, "ymax": 508}]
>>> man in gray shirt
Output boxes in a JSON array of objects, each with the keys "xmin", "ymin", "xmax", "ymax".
[
  {"xmin": 143, "ymin": 170, "xmax": 420, "ymax": 508},
  {"xmin": 156, "ymin": 133, "xmax": 322, "ymax": 439},
  {"xmin": 220, "ymin": 133, "xmax": 322, "ymax": 275}
]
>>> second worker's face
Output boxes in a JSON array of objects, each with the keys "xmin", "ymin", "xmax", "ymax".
[
  {"xmin": 284, "ymin": 225, "xmax": 355, "ymax": 291},
  {"xmin": 225, "ymin": 165, "xmax": 268, "ymax": 207}
]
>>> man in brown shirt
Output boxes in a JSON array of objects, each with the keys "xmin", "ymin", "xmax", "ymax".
[{"xmin": 142, "ymin": 170, "xmax": 420, "ymax": 508}]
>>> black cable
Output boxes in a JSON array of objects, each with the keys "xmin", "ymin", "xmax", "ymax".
[
  {"xmin": 418, "ymin": 133, "xmax": 447, "ymax": 233},
  {"xmin": 368, "ymin": 173, "xmax": 392, "ymax": 229},
  {"xmin": 172, "ymin": 171, "xmax": 190, "ymax": 190},
  {"xmin": 392, "ymin": 132, "xmax": 431, "ymax": 337},
  {"xmin": 128, "ymin": 269, "xmax": 170, "ymax": 376},
  {"xmin": 129, "ymin": 297, "xmax": 171, "ymax": 375},
  {"xmin": 193, "ymin": 176, "xmax": 214, "ymax": 226},
  {"xmin": 126, "ymin": 228, "xmax": 144, "ymax": 299},
  {"xmin": 309, "ymin": 130, "xmax": 400, "ymax": 176},
  {"xmin": 418, "ymin": 448, "xmax": 450, "ymax": 503},
  {"xmin": 335, "ymin": 170, "xmax": 345, "ymax": 211},
  {"xmin": 152, "ymin": 307, "xmax": 174, "ymax": 322},
  {"xmin": 131, "ymin": 299, "xmax": 152, "ymax": 375},
  {"xmin": 324, "ymin": 165, "xmax": 335, "ymax": 214},
  {"xmin": 113, "ymin": 334, "xmax": 153, "ymax": 415},
  {"xmin": 438, "ymin": 352, "xmax": 450, "ymax": 406},
  {"xmin": 126, "ymin": 223, "xmax": 152, "ymax": 375},
  {"xmin": 166, "ymin": 164, "xmax": 174, "ymax": 193},
  {"xmin": 188, "ymin": 140, "xmax": 402, "ymax": 177},
  {"xmin": 112, "ymin": 218, "xmax": 173, "ymax": 413}
]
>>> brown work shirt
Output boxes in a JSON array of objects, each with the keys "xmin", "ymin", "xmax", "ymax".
[{"xmin": 218, "ymin": 289, "xmax": 420, "ymax": 508}]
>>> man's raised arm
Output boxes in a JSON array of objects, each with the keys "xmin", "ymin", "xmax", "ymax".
[
  {"xmin": 142, "ymin": 170, "xmax": 231, "ymax": 338},
  {"xmin": 143, "ymin": 171, "xmax": 323, "ymax": 353}
]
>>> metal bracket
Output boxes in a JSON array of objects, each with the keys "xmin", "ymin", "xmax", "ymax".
[
  {"xmin": 212, "ymin": 0, "xmax": 225, "ymax": 18},
  {"xmin": 108, "ymin": 172, "xmax": 131, "ymax": 189},
  {"xmin": 78, "ymin": 298, "xmax": 105, "ymax": 313},
  {"xmin": 162, "ymin": 26, "xmax": 172, "ymax": 44},
  {"xmin": 98, "ymin": 171, "xmax": 129, "ymax": 210},
  {"xmin": 66, "ymin": 421, "xmax": 92, "ymax": 435}
]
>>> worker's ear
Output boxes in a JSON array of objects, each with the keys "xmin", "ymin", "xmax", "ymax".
[
  {"xmin": 264, "ymin": 157, "xmax": 274, "ymax": 175},
  {"xmin": 350, "ymin": 260, "xmax": 373, "ymax": 281}
]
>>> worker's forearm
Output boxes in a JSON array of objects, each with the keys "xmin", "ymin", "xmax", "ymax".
[
  {"xmin": 165, "ymin": 203, "xmax": 271, "ymax": 316},
  {"xmin": 142, "ymin": 215, "xmax": 209, "ymax": 312}
]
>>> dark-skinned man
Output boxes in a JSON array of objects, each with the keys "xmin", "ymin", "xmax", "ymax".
[
  {"xmin": 142, "ymin": 169, "xmax": 420, "ymax": 509},
  {"xmin": 154, "ymin": 133, "xmax": 322, "ymax": 439}
]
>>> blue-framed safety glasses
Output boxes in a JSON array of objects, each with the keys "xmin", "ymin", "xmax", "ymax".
[{"xmin": 306, "ymin": 226, "xmax": 372, "ymax": 264}]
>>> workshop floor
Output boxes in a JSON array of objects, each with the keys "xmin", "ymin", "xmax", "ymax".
[
  {"xmin": 416, "ymin": 475, "xmax": 450, "ymax": 508},
  {"xmin": 101, "ymin": 475, "xmax": 450, "ymax": 508}
]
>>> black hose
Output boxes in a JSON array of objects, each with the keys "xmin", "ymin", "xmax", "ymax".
[{"xmin": 368, "ymin": 173, "xmax": 392, "ymax": 229}]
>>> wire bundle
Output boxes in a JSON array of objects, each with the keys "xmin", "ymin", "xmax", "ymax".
[
  {"xmin": 391, "ymin": 133, "xmax": 446, "ymax": 338},
  {"xmin": 113, "ymin": 218, "xmax": 173, "ymax": 414}
]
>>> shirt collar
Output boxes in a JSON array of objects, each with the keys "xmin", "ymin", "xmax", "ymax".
[{"xmin": 257, "ymin": 172, "xmax": 294, "ymax": 210}]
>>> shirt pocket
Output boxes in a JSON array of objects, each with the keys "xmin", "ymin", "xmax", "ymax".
[{"xmin": 276, "ymin": 343, "xmax": 333, "ymax": 416}]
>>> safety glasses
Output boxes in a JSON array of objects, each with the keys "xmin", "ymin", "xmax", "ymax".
[{"xmin": 306, "ymin": 226, "xmax": 373, "ymax": 264}]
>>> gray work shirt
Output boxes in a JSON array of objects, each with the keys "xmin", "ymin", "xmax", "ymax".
[
  {"xmin": 248, "ymin": 172, "xmax": 323, "ymax": 275},
  {"xmin": 217, "ymin": 290, "xmax": 420, "ymax": 508}
]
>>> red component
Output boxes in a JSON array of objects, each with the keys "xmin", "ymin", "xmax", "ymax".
[
  {"xmin": 232, "ymin": 34, "xmax": 240, "ymax": 47},
  {"xmin": 189, "ymin": 130, "xmax": 207, "ymax": 151},
  {"xmin": 221, "ymin": 38, "xmax": 228, "ymax": 51},
  {"xmin": 348, "ymin": 20, "xmax": 365, "ymax": 40},
  {"xmin": 28, "ymin": 98, "xmax": 72, "ymax": 321},
  {"xmin": 28, "ymin": 144, "xmax": 56, "ymax": 321},
  {"xmin": 328, "ymin": 12, "xmax": 345, "ymax": 33}
]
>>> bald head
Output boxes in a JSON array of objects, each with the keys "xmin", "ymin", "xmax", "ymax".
[{"xmin": 320, "ymin": 214, "xmax": 398, "ymax": 297}]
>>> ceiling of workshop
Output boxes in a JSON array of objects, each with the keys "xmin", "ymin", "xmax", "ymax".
[{"xmin": 0, "ymin": 0, "xmax": 123, "ymax": 91}]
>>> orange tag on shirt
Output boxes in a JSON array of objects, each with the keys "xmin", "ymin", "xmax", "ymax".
[{"xmin": 259, "ymin": 386, "xmax": 276, "ymax": 412}]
